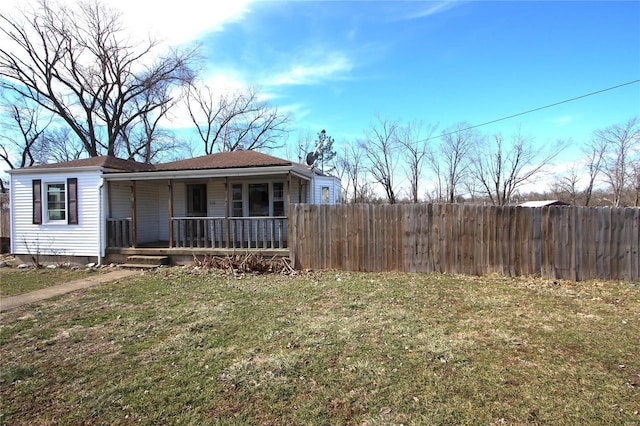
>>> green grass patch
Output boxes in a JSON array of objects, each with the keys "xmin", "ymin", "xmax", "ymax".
[
  {"xmin": 0, "ymin": 266, "xmax": 105, "ymax": 296},
  {"xmin": 0, "ymin": 269, "xmax": 638, "ymax": 424}
]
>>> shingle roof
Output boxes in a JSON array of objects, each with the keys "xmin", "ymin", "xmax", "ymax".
[
  {"xmin": 21, "ymin": 156, "xmax": 155, "ymax": 172},
  {"xmin": 154, "ymin": 151, "xmax": 293, "ymax": 171},
  {"xmin": 15, "ymin": 151, "xmax": 302, "ymax": 174}
]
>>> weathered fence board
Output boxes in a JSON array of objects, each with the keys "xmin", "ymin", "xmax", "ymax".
[{"xmin": 288, "ymin": 203, "xmax": 639, "ymax": 281}]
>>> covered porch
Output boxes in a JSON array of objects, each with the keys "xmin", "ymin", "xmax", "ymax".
[{"xmin": 103, "ymin": 167, "xmax": 310, "ymax": 262}]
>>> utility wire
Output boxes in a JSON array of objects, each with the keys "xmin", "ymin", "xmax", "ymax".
[{"xmin": 425, "ymin": 79, "xmax": 640, "ymax": 142}]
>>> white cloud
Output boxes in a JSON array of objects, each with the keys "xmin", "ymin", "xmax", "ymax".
[
  {"xmin": 267, "ymin": 53, "xmax": 353, "ymax": 87},
  {"xmin": 404, "ymin": 0, "xmax": 467, "ymax": 20},
  {"xmin": 280, "ymin": 103, "xmax": 311, "ymax": 121},
  {"xmin": 0, "ymin": 0, "xmax": 255, "ymax": 47},
  {"xmin": 549, "ymin": 115, "xmax": 574, "ymax": 127},
  {"xmin": 110, "ymin": 0, "xmax": 254, "ymax": 46}
]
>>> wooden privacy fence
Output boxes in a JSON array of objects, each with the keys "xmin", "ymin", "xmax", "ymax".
[{"xmin": 288, "ymin": 204, "xmax": 639, "ymax": 281}]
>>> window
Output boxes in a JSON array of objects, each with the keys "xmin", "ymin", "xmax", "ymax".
[
  {"xmin": 273, "ymin": 182, "xmax": 285, "ymax": 216},
  {"xmin": 47, "ymin": 183, "xmax": 66, "ymax": 221},
  {"xmin": 230, "ymin": 182, "xmax": 286, "ymax": 217},
  {"xmin": 231, "ymin": 184, "xmax": 243, "ymax": 217},
  {"xmin": 32, "ymin": 178, "xmax": 78, "ymax": 225},
  {"xmin": 322, "ymin": 186, "xmax": 330, "ymax": 203},
  {"xmin": 248, "ymin": 183, "xmax": 269, "ymax": 216}
]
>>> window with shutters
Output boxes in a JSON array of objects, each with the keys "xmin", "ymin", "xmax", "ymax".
[{"xmin": 33, "ymin": 178, "xmax": 78, "ymax": 224}]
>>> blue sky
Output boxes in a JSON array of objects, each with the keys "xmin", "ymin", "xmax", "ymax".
[
  {"xmin": 1, "ymin": 0, "xmax": 638, "ymax": 168},
  {"xmin": 184, "ymin": 0, "xmax": 639, "ymax": 160}
]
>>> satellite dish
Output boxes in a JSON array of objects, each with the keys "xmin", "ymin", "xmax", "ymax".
[
  {"xmin": 306, "ymin": 133, "xmax": 325, "ymax": 167},
  {"xmin": 306, "ymin": 152, "xmax": 317, "ymax": 166}
]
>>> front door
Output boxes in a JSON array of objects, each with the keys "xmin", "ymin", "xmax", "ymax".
[{"xmin": 187, "ymin": 184, "xmax": 207, "ymax": 217}]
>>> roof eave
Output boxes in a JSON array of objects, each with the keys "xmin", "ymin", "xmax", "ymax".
[
  {"xmin": 103, "ymin": 164, "xmax": 313, "ymax": 181},
  {"xmin": 8, "ymin": 166, "xmax": 106, "ymax": 175}
]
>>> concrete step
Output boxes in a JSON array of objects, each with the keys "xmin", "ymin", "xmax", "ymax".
[
  {"xmin": 119, "ymin": 263, "xmax": 162, "ymax": 270},
  {"xmin": 126, "ymin": 255, "xmax": 170, "ymax": 266}
]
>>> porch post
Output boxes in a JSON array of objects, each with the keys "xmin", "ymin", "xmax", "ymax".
[
  {"xmin": 287, "ymin": 172, "xmax": 292, "ymax": 207},
  {"xmin": 107, "ymin": 181, "xmax": 113, "ymax": 218},
  {"xmin": 224, "ymin": 177, "xmax": 230, "ymax": 248},
  {"xmin": 130, "ymin": 180, "xmax": 137, "ymax": 248},
  {"xmin": 168, "ymin": 180, "xmax": 174, "ymax": 248}
]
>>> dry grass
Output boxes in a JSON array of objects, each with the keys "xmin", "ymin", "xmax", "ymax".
[
  {"xmin": 1, "ymin": 268, "xmax": 638, "ymax": 424},
  {"xmin": 0, "ymin": 263, "xmax": 107, "ymax": 296}
]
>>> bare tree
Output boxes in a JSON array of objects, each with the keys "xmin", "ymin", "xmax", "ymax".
[
  {"xmin": 0, "ymin": 96, "xmax": 50, "ymax": 169},
  {"xmin": 338, "ymin": 141, "xmax": 371, "ymax": 203},
  {"xmin": 0, "ymin": 0, "xmax": 196, "ymax": 162},
  {"xmin": 581, "ymin": 137, "xmax": 608, "ymax": 206},
  {"xmin": 186, "ymin": 84, "xmax": 289, "ymax": 153},
  {"xmin": 430, "ymin": 122, "xmax": 476, "ymax": 203},
  {"xmin": 118, "ymin": 81, "xmax": 184, "ymax": 163},
  {"xmin": 41, "ymin": 127, "xmax": 85, "ymax": 163},
  {"xmin": 398, "ymin": 120, "xmax": 435, "ymax": 203},
  {"xmin": 426, "ymin": 149, "xmax": 445, "ymax": 202},
  {"xmin": 631, "ymin": 161, "xmax": 640, "ymax": 207},
  {"xmin": 552, "ymin": 163, "xmax": 580, "ymax": 205},
  {"xmin": 294, "ymin": 130, "xmax": 315, "ymax": 164},
  {"xmin": 470, "ymin": 131, "xmax": 565, "ymax": 206},
  {"xmin": 362, "ymin": 116, "xmax": 400, "ymax": 204},
  {"xmin": 594, "ymin": 116, "xmax": 640, "ymax": 207}
]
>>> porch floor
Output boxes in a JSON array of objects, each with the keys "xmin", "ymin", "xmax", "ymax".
[{"xmin": 105, "ymin": 241, "xmax": 290, "ymax": 266}]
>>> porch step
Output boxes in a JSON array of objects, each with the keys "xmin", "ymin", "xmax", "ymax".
[
  {"xmin": 119, "ymin": 263, "xmax": 162, "ymax": 270},
  {"xmin": 120, "ymin": 255, "xmax": 170, "ymax": 269}
]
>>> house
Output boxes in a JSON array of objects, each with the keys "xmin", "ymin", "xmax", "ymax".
[{"xmin": 8, "ymin": 151, "xmax": 342, "ymax": 265}]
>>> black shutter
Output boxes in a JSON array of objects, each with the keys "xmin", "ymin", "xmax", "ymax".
[
  {"xmin": 67, "ymin": 178, "xmax": 78, "ymax": 225},
  {"xmin": 33, "ymin": 179, "xmax": 42, "ymax": 224}
]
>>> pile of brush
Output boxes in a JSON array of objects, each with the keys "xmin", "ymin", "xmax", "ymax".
[{"xmin": 191, "ymin": 253, "xmax": 296, "ymax": 275}]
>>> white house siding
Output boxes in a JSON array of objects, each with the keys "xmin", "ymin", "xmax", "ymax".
[
  {"xmin": 207, "ymin": 179, "xmax": 226, "ymax": 216},
  {"xmin": 135, "ymin": 181, "xmax": 160, "ymax": 243},
  {"xmin": 157, "ymin": 183, "xmax": 170, "ymax": 241},
  {"xmin": 311, "ymin": 175, "xmax": 342, "ymax": 204},
  {"xmin": 289, "ymin": 180, "xmax": 303, "ymax": 205},
  {"xmin": 11, "ymin": 169, "xmax": 102, "ymax": 258},
  {"xmin": 172, "ymin": 182, "xmax": 186, "ymax": 217},
  {"xmin": 109, "ymin": 181, "xmax": 132, "ymax": 219}
]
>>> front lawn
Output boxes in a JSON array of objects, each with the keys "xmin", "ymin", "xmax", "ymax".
[
  {"xmin": 1, "ymin": 269, "xmax": 638, "ymax": 424},
  {"xmin": 0, "ymin": 265, "xmax": 106, "ymax": 297}
]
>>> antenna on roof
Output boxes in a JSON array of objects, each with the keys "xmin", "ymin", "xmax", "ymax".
[
  {"xmin": 305, "ymin": 129, "xmax": 326, "ymax": 167},
  {"xmin": 306, "ymin": 151, "xmax": 317, "ymax": 166}
]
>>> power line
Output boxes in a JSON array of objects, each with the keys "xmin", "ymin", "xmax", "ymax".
[{"xmin": 426, "ymin": 79, "xmax": 640, "ymax": 142}]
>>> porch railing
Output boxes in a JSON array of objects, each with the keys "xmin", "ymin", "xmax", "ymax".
[
  {"xmin": 171, "ymin": 216, "xmax": 288, "ymax": 249},
  {"xmin": 107, "ymin": 218, "xmax": 133, "ymax": 248}
]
